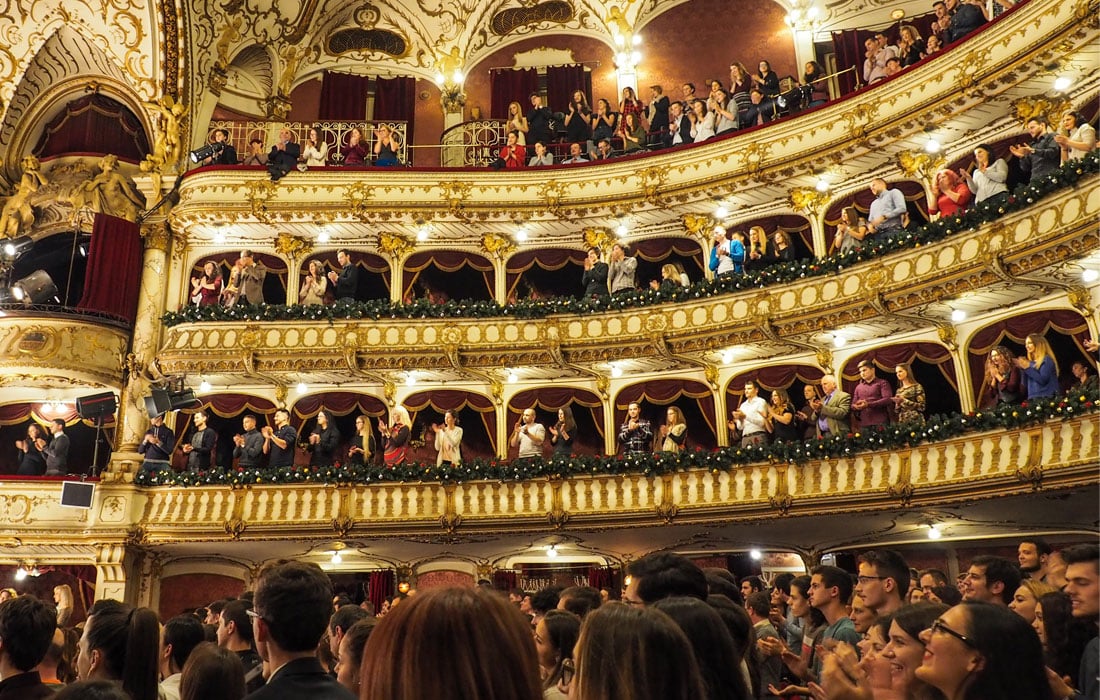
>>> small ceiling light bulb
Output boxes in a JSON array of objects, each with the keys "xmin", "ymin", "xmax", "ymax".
[
  {"xmin": 546, "ymin": 544, "xmax": 559, "ymax": 558},
  {"xmin": 610, "ymin": 365, "xmax": 623, "ymax": 378},
  {"xmin": 1083, "ymin": 268, "xmax": 1099, "ymax": 283},
  {"xmin": 925, "ymin": 137, "xmax": 941, "ymax": 154},
  {"xmin": 417, "ymin": 228, "xmax": 429, "ymax": 242},
  {"xmin": 507, "ymin": 370, "xmax": 519, "ymax": 384},
  {"xmin": 815, "ymin": 178, "xmax": 830, "ymax": 192},
  {"xmin": 749, "ymin": 549, "xmax": 762, "ymax": 560},
  {"xmin": 515, "ymin": 227, "xmax": 528, "ymax": 242},
  {"xmin": 199, "ymin": 380, "xmax": 212, "ymax": 393},
  {"xmin": 721, "ymin": 350, "xmax": 734, "ymax": 365},
  {"xmin": 714, "ymin": 205, "xmax": 729, "ymax": 219},
  {"xmin": 630, "ymin": 50, "xmax": 642, "ymax": 65},
  {"xmin": 632, "ymin": 34, "xmax": 642, "ymax": 46},
  {"xmin": 296, "ymin": 382, "xmax": 307, "ymax": 394},
  {"xmin": 14, "ymin": 567, "xmax": 27, "ymax": 581},
  {"xmin": 405, "ymin": 373, "xmax": 417, "ymax": 386},
  {"xmin": 927, "ymin": 524, "xmax": 942, "ymax": 540},
  {"xmin": 832, "ymin": 334, "xmax": 847, "ymax": 348},
  {"xmin": 317, "ymin": 230, "xmax": 331, "ymax": 243},
  {"xmin": 950, "ymin": 308, "xmax": 967, "ymax": 322},
  {"xmin": 1053, "ymin": 76, "xmax": 1072, "ymax": 91}
]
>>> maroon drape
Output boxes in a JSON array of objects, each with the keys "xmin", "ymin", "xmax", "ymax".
[
  {"xmin": 76, "ymin": 213, "xmax": 142, "ymax": 323},
  {"xmin": 841, "ymin": 343, "xmax": 957, "ymax": 393},
  {"xmin": 403, "ymin": 390, "xmax": 496, "ymax": 456},
  {"xmin": 367, "ymin": 570, "xmax": 395, "ymax": 614},
  {"xmin": 493, "ymin": 570, "xmax": 518, "ymax": 591},
  {"xmin": 198, "ymin": 394, "xmax": 276, "ymax": 418},
  {"xmin": 290, "ymin": 392, "xmax": 387, "ymax": 424},
  {"xmin": 615, "ymin": 380, "xmax": 716, "ymax": 444},
  {"xmin": 587, "ymin": 565, "xmax": 616, "ymax": 591},
  {"xmin": 726, "ymin": 365, "xmax": 825, "ymax": 394},
  {"xmin": 374, "ymin": 76, "xmax": 416, "ymax": 141},
  {"xmin": 318, "ymin": 71, "xmax": 371, "ymax": 120},
  {"xmin": 33, "ymin": 94, "xmax": 148, "ymax": 161},
  {"xmin": 546, "ymin": 64, "xmax": 591, "ymax": 114},
  {"xmin": 490, "ymin": 68, "xmax": 539, "ymax": 119},
  {"xmin": 630, "ymin": 238, "xmax": 705, "ymax": 268},
  {"xmin": 402, "ymin": 250, "xmax": 494, "ymax": 299},
  {"xmin": 831, "ymin": 27, "xmax": 881, "ymax": 94},
  {"xmin": 967, "ymin": 310, "xmax": 1089, "ymax": 405},
  {"xmin": 506, "ymin": 249, "xmax": 586, "ymax": 299}
]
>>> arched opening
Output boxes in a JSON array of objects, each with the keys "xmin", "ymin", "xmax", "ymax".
[
  {"xmin": 402, "ymin": 251, "xmax": 494, "ymax": 303},
  {"xmin": 506, "ymin": 387, "xmax": 606, "ymax": 456},
  {"xmin": 506, "ymin": 249, "xmax": 585, "ymax": 302},
  {"xmin": 730, "ymin": 214, "xmax": 813, "ymax": 262},
  {"xmin": 33, "ymin": 95, "xmax": 149, "ymax": 160},
  {"xmin": 0, "ymin": 403, "xmax": 112, "ymax": 476},
  {"xmin": 614, "ymin": 380, "xmax": 716, "ymax": 452},
  {"xmin": 10, "ymin": 232, "xmax": 89, "ymax": 306},
  {"xmin": 403, "ymin": 390, "xmax": 497, "ymax": 461},
  {"xmin": 726, "ymin": 364, "xmax": 825, "ymax": 440},
  {"xmin": 176, "ymin": 394, "xmax": 277, "ymax": 469},
  {"xmin": 967, "ymin": 309, "xmax": 1092, "ymax": 407},
  {"xmin": 840, "ymin": 343, "xmax": 961, "ymax": 420},
  {"xmin": 186, "ymin": 252, "xmax": 289, "ymax": 307},
  {"xmin": 290, "ymin": 392, "xmax": 389, "ymax": 465},
  {"xmin": 295, "ymin": 250, "xmax": 390, "ymax": 303},
  {"xmin": 630, "ymin": 237, "xmax": 706, "ymax": 290},
  {"xmin": 823, "ymin": 181, "xmax": 929, "ymax": 255}
]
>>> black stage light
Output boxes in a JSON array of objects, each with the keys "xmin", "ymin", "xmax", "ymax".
[
  {"xmin": 189, "ymin": 142, "xmax": 225, "ymax": 163},
  {"xmin": 11, "ymin": 270, "xmax": 58, "ymax": 304},
  {"xmin": 2, "ymin": 235, "xmax": 33, "ymax": 259}
]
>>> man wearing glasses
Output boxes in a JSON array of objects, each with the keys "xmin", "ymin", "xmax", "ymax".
[{"xmin": 855, "ymin": 549, "xmax": 910, "ymax": 616}]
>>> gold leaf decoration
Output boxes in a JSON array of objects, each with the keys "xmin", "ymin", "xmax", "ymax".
[{"xmin": 378, "ymin": 232, "xmax": 413, "ymax": 258}]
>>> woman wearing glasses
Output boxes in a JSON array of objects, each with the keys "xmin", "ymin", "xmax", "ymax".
[{"xmin": 916, "ymin": 601, "xmax": 1052, "ymax": 700}]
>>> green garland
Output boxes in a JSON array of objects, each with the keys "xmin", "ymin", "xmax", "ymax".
[
  {"xmin": 162, "ymin": 153, "xmax": 1099, "ymax": 327},
  {"xmin": 134, "ymin": 389, "xmax": 1098, "ymax": 487}
]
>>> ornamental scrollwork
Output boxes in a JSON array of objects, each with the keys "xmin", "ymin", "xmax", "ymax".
[
  {"xmin": 897, "ymin": 151, "xmax": 946, "ymax": 184},
  {"xmin": 378, "ymin": 232, "xmax": 413, "ymax": 258},
  {"xmin": 788, "ymin": 187, "xmax": 829, "ymax": 216},
  {"xmin": 480, "ymin": 232, "xmax": 516, "ymax": 261},
  {"xmin": 274, "ymin": 232, "xmax": 311, "ymax": 259},
  {"xmin": 582, "ymin": 226, "xmax": 613, "ymax": 252}
]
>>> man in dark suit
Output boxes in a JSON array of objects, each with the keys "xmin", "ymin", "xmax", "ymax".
[
  {"xmin": 137, "ymin": 413, "xmax": 175, "ymax": 473},
  {"xmin": 42, "ymin": 419, "xmax": 69, "ymax": 476},
  {"xmin": 0, "ymin": 595, "xmax": 57, "ymax": 700},
  {"xmin": 246, "ymin": 561, "xmax": 355, "ymax": 700},
  {"xmin": 267, "ymin": 128, "xmax": 300, "ymax": 181},
  {"xmin": 664, "ymin": 101, "xmax": 692, "ymax": 148},
  {"xmin": 326, "ymin": 249, "xmax": 359, "ymax": 302}
]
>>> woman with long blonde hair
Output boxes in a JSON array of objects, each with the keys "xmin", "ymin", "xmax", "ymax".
[
  {"xmin": 55, "ymin": 584, "xmax": 74, "ymax": 626},
  {"xmin": 506, "ymin": 101, "xmax": 529, "ymax": 145},
  {"xmin": 659, "ymin": 406, "xmax": 688, "ymax": 453},
  {"xmin": 1014, "ymin": 333, "xmax": 1059, "ymax": 399}
]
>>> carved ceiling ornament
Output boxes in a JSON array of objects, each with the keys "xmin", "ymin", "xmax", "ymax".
[
  {"xmin": 582, "ymin": 226, "xmax": 613, "ymax": 252},
  {"xmin": 1011, "ymin": 95, "xmax": 1071, "ymax": 127},
  {"xmin": 274, "ymin": 232, "xmax": 312, "ymax": 259},
  {"xmin": 787, "ymin": 187, "xmax": 829, "ymax": 216},
  {"xmin": 378, "ymin": 231, "xmax": 413, "ymax": 258},
  {"xmin": 480, "ymin": 232, "xmax": 516, "ymax": 261},
  {"xmin": 897, "ymin": 151, "xmax": 946, "ymax": 185}
]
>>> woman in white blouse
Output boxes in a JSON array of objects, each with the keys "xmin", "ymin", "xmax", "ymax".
[
  {"xmin": 300, "ymin": 126, "xmax": 330, "ymax": 167},
  {"xmin": 432, "ymin": 409, "xmax": 463, "ymax": 466}
]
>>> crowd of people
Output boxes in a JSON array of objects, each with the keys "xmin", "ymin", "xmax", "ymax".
[{"xmin": 0, "ymin": 540, "xmax": 1095, "ymax": 700}]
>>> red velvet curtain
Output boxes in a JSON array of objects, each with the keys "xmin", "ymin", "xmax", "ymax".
[
  {"xmin": 507, "ymin": 387, "xmax": 606, "ymax": 454},
  {"xmin": 493, "ymin": 570, "xmax": 518, "ymax": 590},
  {"xmin": 374, "ymin": 76, "xmax": 416, "ymax": 141},
  {"xmin": 490, "ymin": 68, "xmax": 539, "ymax": 119},
  {"xmin": 967, "ymin": 310, "xmax": 1089, "ymax": 406},
  {"xmin": 506, "ymin": 249, "xmax": 586, "ymax": 299},
  {"xmin": 831, "ymin": 27, "xmax": 879, "ymax": 94},
  {"xmin": 546, "ymin": 64, "xmax": 590, "ymax": 115},
  {"xmin": 840, "ymin": 343, "xmax": 957, "ymax": 392},
  {"xmin": 76, "ymin": 213, "xmax": 143, "ymax": 323},
  {"xmin": 0, "ymin": 403, "xmax": 92, "ymax": 427},
  {"xmin": 367, "ymin": 570, "xmax": 395, "ymax": 614},
  {"xmin": 587, "ymin": 565, "xmax": 616, "ymax": 591},
  {"xmin": 319, "ymin": 71, "xmax": 371, "ymax": 120},
  {"xmin": 726, "ymin": 365, "xmax": 825, "ymax": 394},
  {"xmin": 33, "ymin": 94, "xmax": 149, "ymax": 160},
  {"xmin": 402, "ymin": 251, "xmax": 494, "ymax": 299},
  {"xmin": 630, "ymin": 238, "xmax": 705, "ymax": 268},
  {"xmin": 403, "ymin": 390, "xmax": 497, "ymax": 455},
  {"xmin": 615, "ymin": 380, "xmax": 716, "ymax": 443},
  {"xmin": 290, "ymin": 392, "xmax": 387, "ymax": 425},
  {"xmin": 196, "ymin": 394, "xmax": 276, "ymax": 418}
]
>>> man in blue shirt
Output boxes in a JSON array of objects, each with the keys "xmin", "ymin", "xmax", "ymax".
[{"xmin": 867, "ymin": 178, "xmax": 907, "ymax": 240}]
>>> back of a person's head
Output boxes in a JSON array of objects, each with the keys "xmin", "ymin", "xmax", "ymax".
[
  {"xmin": 330, "ymin": 602, "xmax": 370, "ymax": 634},
  {"xmin": 164, "ymin": 614, "xmax": 205, "ymax": 672},
  {"xmin": 652, "ymin": 596, "xmax": 752, "ymax": 700},
  {"xmin": 219, "ymin": 600, "xmax": 254, "ymax": 645},
  {"xmin": 84, "ymin": 604, "xmax": 161, "ymax": 700},
  {"xmin": 360, "ymin": 586, "xmax": 542, "ymax": 700},
  {"xmin": 0, "ymin": 594, "xmax": 56, "ymax": 671},
  {"xmin": 705, "ymin": 594, "xmax": 754, "ymax": 664},
  {"xmin": 179, "ymin": 641, "xmax": 246, "ymax": 700},
  {"xmin": 971, "ymin": 555, "xmax": 1022, "ymax": 605},
  {"xmin": 811, "ymin": 564, "xmax": 854, "ymax": 604},
  {"xmin": 253, "ymin": 560, "xmax": 332, "ymax": 652},
  {"xmin": 573, "ymin": 602, "xmax": 706, "ymax": 700},
  {"xmin": 858, "ymin": 549, "xmax": 911, "ymax": 599},
  {"xmin": 959, "ymin": 601, "xmax": 1053, "ymax": 700},
  {"xmin": 703, "ymin": 568, "xmax": 741, "ymax": 603},
  {"xmin": 54, "ymin": 679, "xmax": 131, "ymax": 700},
  {"xmin": 207, "ymin": 599, "xmax": 227, "ymax": 617},
  {"xmin": 772, "ymin": 573, "xmax": 794, "ymax": 596},
  {"xmin": 558, "ymin": 586, "xmax": 602, "ymax": 619},
  {"xmin": 529, "ymin": 586, "xmax": 563, "ymax": 615},
  {"xmin": 340, "ymin": 618, "xmax": 380, "ymax": 677},
  {"xmin": 628, "ymin": 553, "xmax": 707, "ymax": 603}
]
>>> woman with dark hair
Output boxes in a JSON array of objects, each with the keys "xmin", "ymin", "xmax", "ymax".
[
  {"xmin": 959, "ymin": 144, "xmax": 1008, "ymax": 205},
  {"xmin": 916, "ymin": 601, "xmax": 1053, "ymax": 700},
  {"xmin": 15, "ymin": 423, "xmax": 47, "ymax": 476},
  {"xmin": 76, "ymin": 603, "xmax": 162, "ymax": 700},
  {"xmin": 985, "ymin": 345, "xmax": 1022, "ymax": 406},
  {"xmin": 307, "ymin": 409, "xmax": 341, "ymax": 466},
  {"xmin": 335, "ymin": 618, "xmax": 379, "ymax": 694},
  {"xmin": 191, "ymin": 261, "xmax": 223, "ymax": 306},
  {"xmin": 535, "ymin": 609, "xmax": 580, "ymax": 698},
  {"xmin": 653, "ymin": 596, "xmax": 752, "ymax": 700},
  {"xmin": 565, "ymin": 602, "xmax": 706, "ymax": 700},
  {"xmin": 766, "ymin": 388, "xmax": 799, "ymax": 442},
  {"xmin": 705, "ymin": 594, "xmax": 759, "ymax": 698},
  {"xmin": 833, "ymin": 206, "xmax": 867, "ymax": 254},
  {"xmin": 360, "ymin": 586, "xmax": 543, "ymax": 700},
  {"xmin": 342, "ymin": 127, "xmax": 368, "ymax": 166},
  {"xmin": 802, "ymin": 61, "xmax": 828, "ymax": 106},
  {"xmin": 180, "ymin": 642, "xmax": 246, "ymax": 700},
  {"xmin": 299, "ymin": 259, "xmax": 328, "ymax": 305},
  {"xmin": 590, "ymin": 98, "xmax": 619, "ymax": 147},
  {"xmin": 300, "ymin": 126, "xmax": 330, "ymax": 167},
  {"xmin": 549, "ymin": 407, "xmax": 576, "ymax": 456},
  {"xmin": 893, "ymin": 363, "xmax": 926, "ymax": 425},
  {"xmin": 752, "ymin": 60, "xmax": 780, "ymax": 99},
  {"xmin": 565, "ymin": 90, "xmax": 593, "ymax": 147},
  {"xmin": 774, "ymin": 230, "xmax": 797, "ymax": 263},
  {"xmin": 618, "ymin": 87, "xmax": 645, "ymax": 133},
  {"xmin": 432, "ymin": 409, "xmax": 463, "ymax": 466},
  {"xmin": 1033, "ymin": 591, "xmax": 1094, "ymax": 683},
  {"xmin": 881, "ymin": 602, "xmax": 949, "ymax": 697},
  {"xmin": 621, "ymin": 112, "xmax": 647, "ymax": 153}
]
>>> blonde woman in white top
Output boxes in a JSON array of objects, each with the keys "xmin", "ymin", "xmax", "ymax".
[
  {"xmin": 432, "ymin": 409, "xmax": 463, "ymax": 466},
  {"xmin": 300, "ymin": 126, "xmax": 330, "ymax": 166},
  {"xmin": 506, "ymin": 101, "xmax": 529, "ymax": 146},
  {"xmin": 659, "ymin": 406, "xmax": 688, "ymax": 452},
  {"xmin": 55, "ymin": 583, "xmax": 74, "ymax": 626}
]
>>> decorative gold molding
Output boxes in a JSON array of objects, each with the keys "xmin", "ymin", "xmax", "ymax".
[
  {"xmin": 480, "ymin": 232, "xmax": 516, "ymax": 261},
  {"xmin": 897, "ymin": 151, "xmax": 946, "ymax": 184},
  {"xmin": 377, "ymin": 232, "xmax": 413, "ymax": 258},
  {"xmin": 788, "ymin": 187, "xmax": 829, "ymax": 216},
  {"xmin": 273, "ymin": 232, "xmax": 311, "ymax": 259}
]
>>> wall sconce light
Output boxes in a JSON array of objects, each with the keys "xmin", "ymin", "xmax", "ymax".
[{"xmin": 397, "ymin": 581, "xmax": 411, "ymax": 594}]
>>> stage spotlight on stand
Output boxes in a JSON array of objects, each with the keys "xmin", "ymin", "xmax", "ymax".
[
  {"xmin": 2, "ymin": 236, "xmax": 33, "ymax": 260},
  {"xmin": 189, "ymin": 142, "xmax": 225, "ymax": 163},
  {"xmin": 143, "ymin": 387, "xmax": 200, "ymax": 418},
  {"xmin": 11, "ymin": 270, "xmax": 58, "ymax": 304}
]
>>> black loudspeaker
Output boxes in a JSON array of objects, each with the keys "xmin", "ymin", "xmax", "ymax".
[
  {"xmin": 60, "ymin": 481, "xmax": 94, "ymax": 508},
  {"xmin": 76, "ymin": 392, "xmax": 118, "ymax": 420}
]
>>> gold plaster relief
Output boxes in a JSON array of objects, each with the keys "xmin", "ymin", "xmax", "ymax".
[
  {"xmin": 625, "ymin": 317, "xmax": 641, "ymax": 334},
  {"xmin": 671, "ymin": 310, "xmax": 687, "ymax": 329},
  {"xmin": 385, "ymin": 328, "xmax": 399, "ymax": 344},
  {"xmin": 914, "ymin": 253, "xmax": 935, "ymax": 277},
  {"xmin": 821, "ymin": 281, "xmax": 840, "ymax": 302}
]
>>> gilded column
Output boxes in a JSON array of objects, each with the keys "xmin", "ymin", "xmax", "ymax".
[{"xmin": 788, "ymin": 188, "xmax": 830, "ymax": 258}]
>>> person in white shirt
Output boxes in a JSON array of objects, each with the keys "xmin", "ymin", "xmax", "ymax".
[
  {"xmin": 509, "ymin": 408, "xmax": 545, "ymax": 459},
  {"xmin": 729, "ymin": 380, "xmax": 769, "ymax": 447},
  {"xmin": 160, "ymin": 615, "xmax": 205, "ymax": 700}
]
